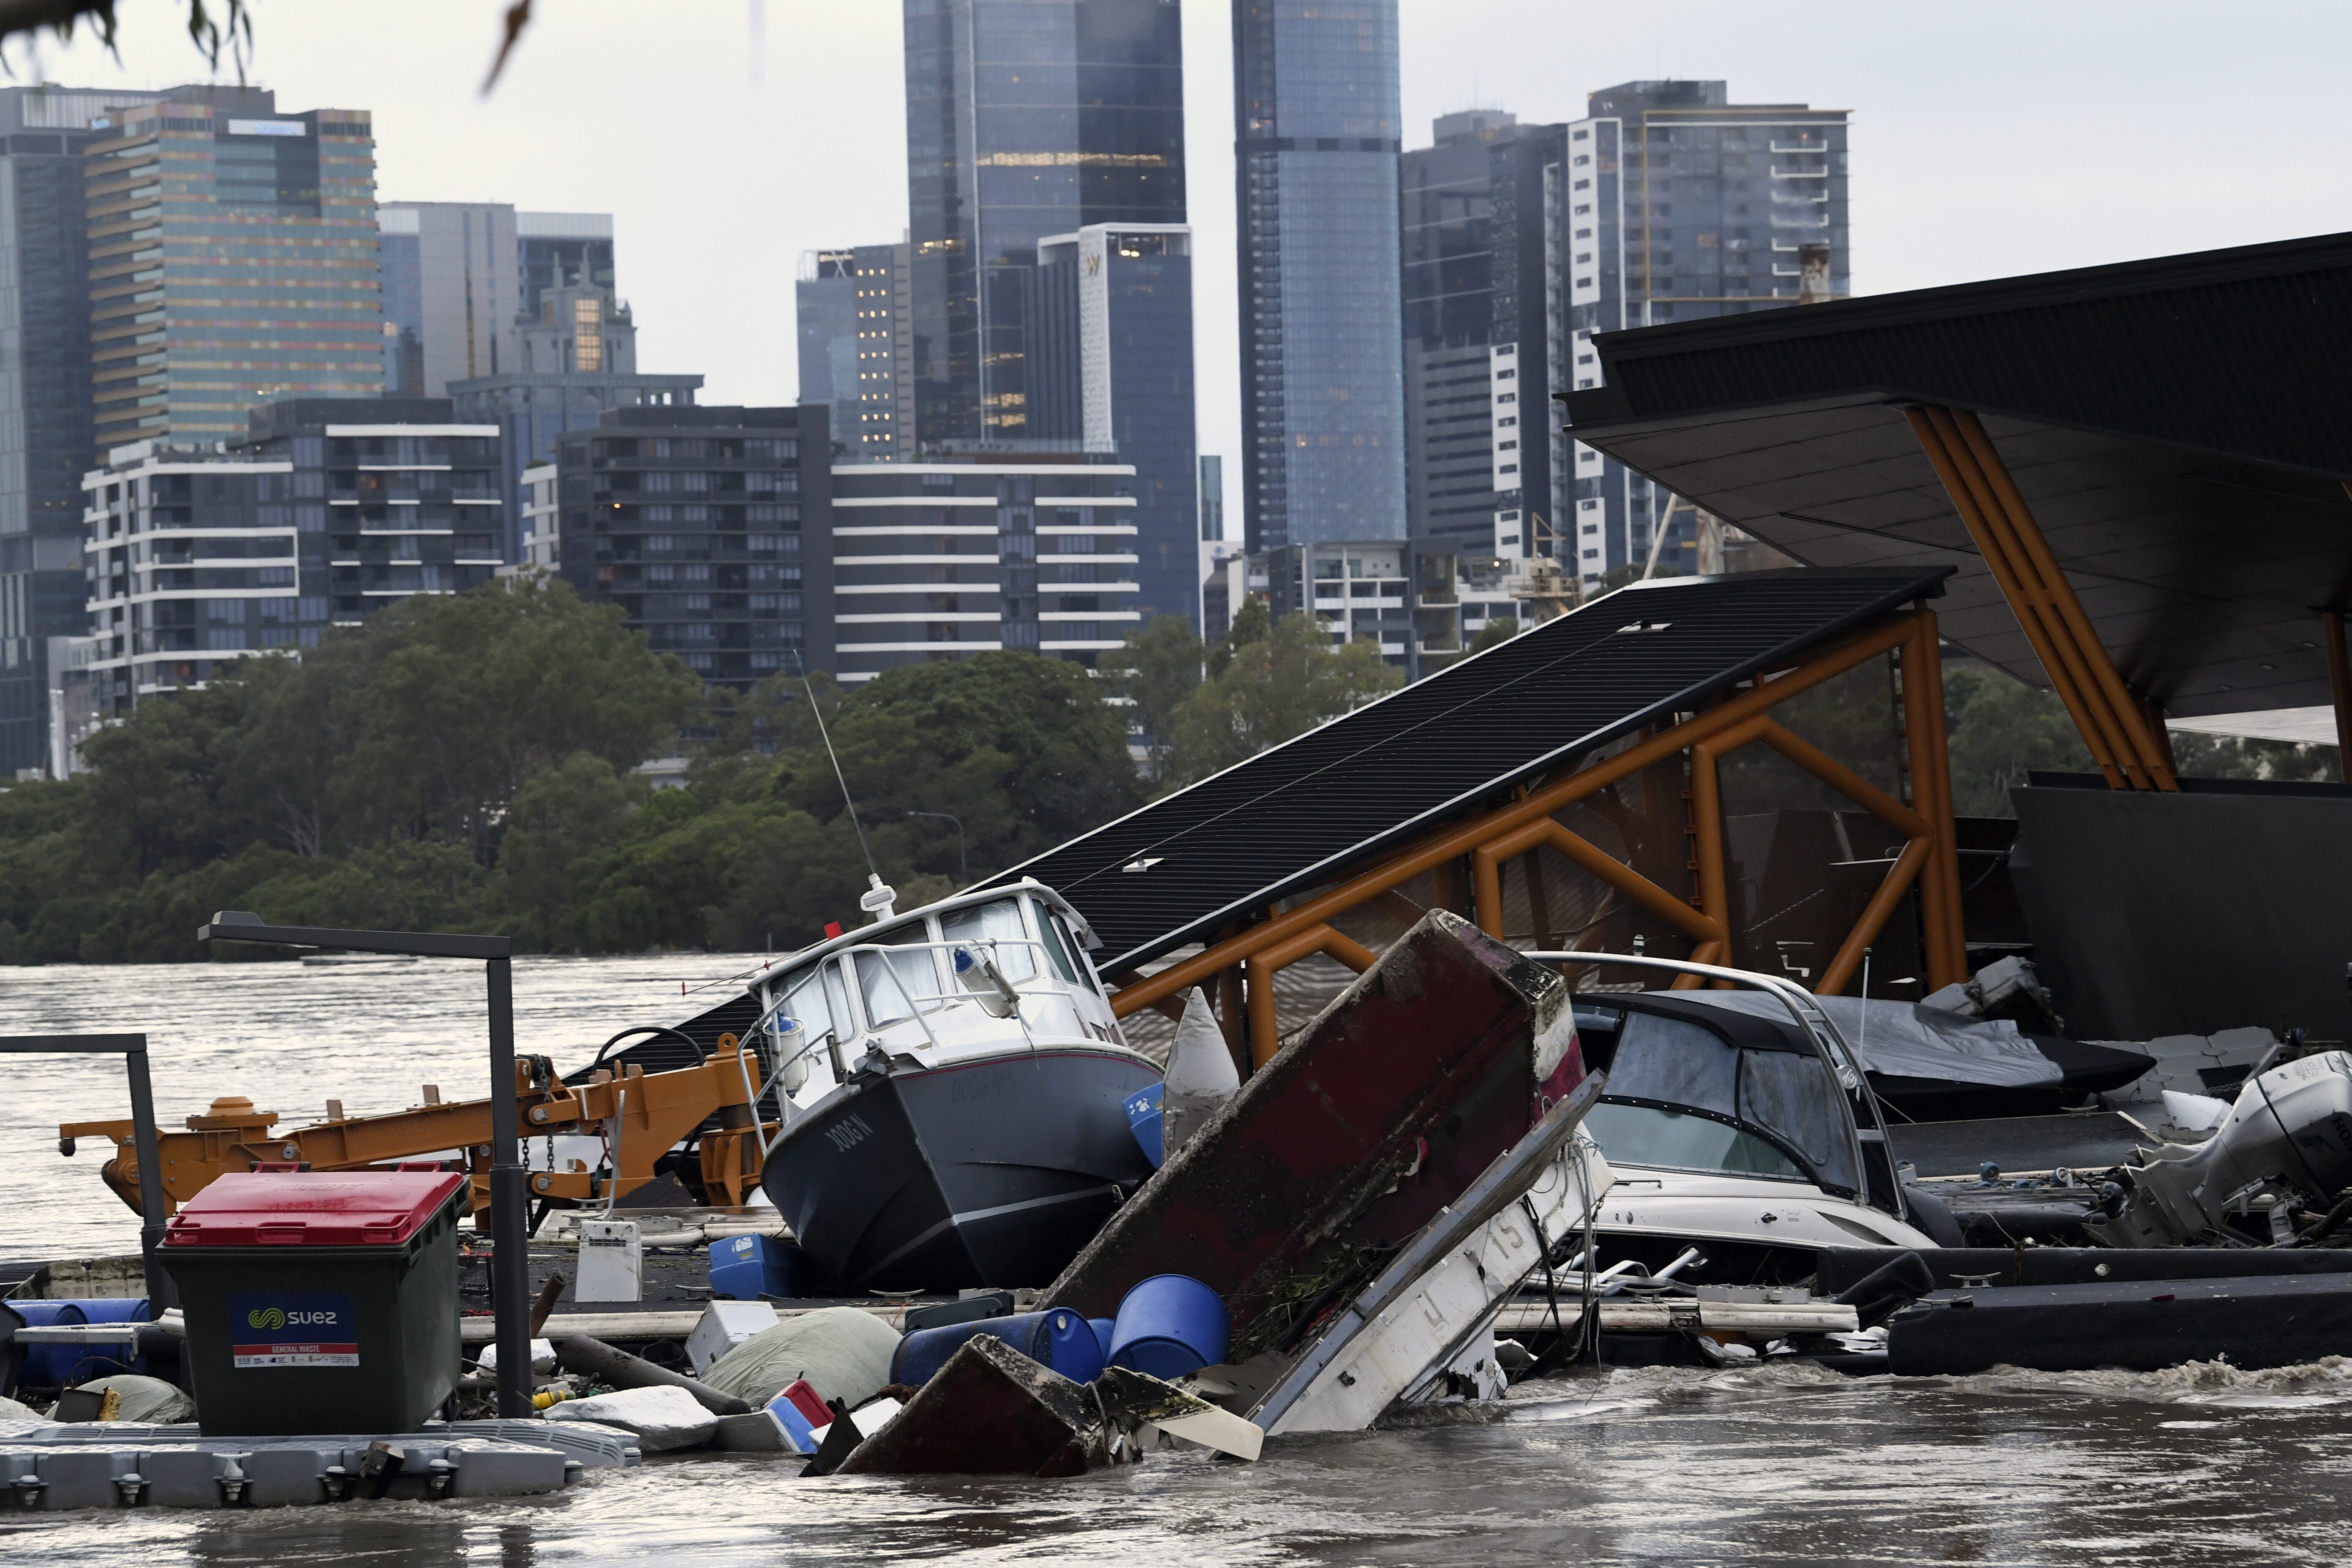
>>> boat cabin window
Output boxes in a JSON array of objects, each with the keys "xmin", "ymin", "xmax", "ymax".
[
  {"xmin": 1595, "ymin": 1009, "xmax": 1856, "ymax": 1192},
  {"xmin": 856, "ymin": 924, "xmax": 943, "ymax": 1027},
  {"xmin": 1032, "ymin": 898, "xmax": 1083, "ymax": 987},
  {"xmin": 774, "ymin": 958, "xmax": 851, "ymax": 1073},
  {"xmin": 939, "ymin": 898, "xmax": 1037, "ymax": 982},
  {"xmin": 1582, "ymin": 1102, "xmax": 1807, "ymax": 1181}
]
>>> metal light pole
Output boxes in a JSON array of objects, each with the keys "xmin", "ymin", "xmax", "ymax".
[
  {"xmin": 195, "ymin": 912, "xmax": 534, "ymax": 1419},
  {"xmin": 905, "ymin": 810, "xmax": 968, "ymax": 886}
]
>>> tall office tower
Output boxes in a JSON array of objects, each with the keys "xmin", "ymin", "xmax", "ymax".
[
  {"xmin": 377, "ymin": 202, "xmax": 520, "ymax": 395},
  {"xmin": 449, "ymin": 212, "xmax": 701, "ymax": 564},
  {"xmin": 903, "ymin": 0, "xmax": 1186, "ymax": 450},
  {"xmin": 796, "ymin": 242, "xmax": 917, "ymax": 463},
  {"xmin": 80, "ymin": 398, "xmax": 502, "ymax": 717},
  {"xmin": 829, "ymin": 455, "xmax": 1140, "ymax": 681},
  {"xmin": 517, "ymin": 212, "xmax": 615, "ymax": 320},
  {"xmin": 1233, "ymin": 0, "xmax": 1407, "ymax": 551},
  {"xmin": 88, "ymin": 88, "xmax": 385, "ymax": 458},
  {"xmin": 797, "ymin": 250, "xmax": 859, "ymax": 452},
  {"xmin": 554, "ymin": 406, "xmax": 831, "ymax": 688},
  {"xmin": 0, "ymin": 83, "xmax": 164, "ymax": 774},
  {"xmin": 1559, "ymin": 81, "xmax": 1848, "ymax": 587},
  {"xmin": 1399, "ymin": 110, "xmax": 1569, "ymax": 562},
  {"xmin": 1024, "ymin": 223, "xmax": 1198, "ymax": 624}
]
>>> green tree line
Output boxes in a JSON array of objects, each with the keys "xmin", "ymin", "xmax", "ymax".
[
  {"xmin": 0, "ymin": 580, "xmax": 1407, "ymax": 964},
  {"xmin": 4, "ymin": 577, "xmax": 2330, "ymax": 966}
]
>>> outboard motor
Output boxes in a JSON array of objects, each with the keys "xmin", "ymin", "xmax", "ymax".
[{"xmin": 2086, "ymin": 1051, "xmax": 2352, "ymax": 1247}]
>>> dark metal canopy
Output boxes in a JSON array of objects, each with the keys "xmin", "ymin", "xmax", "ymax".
[
  {"xmin": 988, "ymin": 566, "xmax": 1948, "ymax": 973},
  {"xmin": 1561, "ymin": 231, "xmax": 2352, "ymax": 719}
]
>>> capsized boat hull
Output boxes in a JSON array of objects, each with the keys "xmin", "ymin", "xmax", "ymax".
[{"xmin": 761, "ymin": 1047, "xmax": 1160, "ymax": 1294}]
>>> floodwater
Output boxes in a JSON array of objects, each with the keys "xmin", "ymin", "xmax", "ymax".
[{"xmin": 7, "ymin": 960, "xmax": 2352, "ymax": 1565}]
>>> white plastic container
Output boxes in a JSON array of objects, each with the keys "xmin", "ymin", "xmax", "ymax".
[
  {"xmin": 575, "ymin": 1219, "xmax": 642, "ymax": 1303},
  {"xmin": 686, "ymin": 1299, "xmax": 780, "ymax": 1374}
]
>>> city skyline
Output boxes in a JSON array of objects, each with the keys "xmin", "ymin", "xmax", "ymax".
[{"xmin": 16, "ymin": 0, "xmax": 2350, "ymax": 538}]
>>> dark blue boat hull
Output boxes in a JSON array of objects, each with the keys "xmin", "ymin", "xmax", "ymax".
[{"xmin": 761, "ymin": 1048, "xmax": 1161, "ymax": 1294}]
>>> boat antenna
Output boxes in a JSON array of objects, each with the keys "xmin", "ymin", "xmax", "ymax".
[{"xmin": 792, "ymin": 649, "xmax": 879, "ymax": 883}]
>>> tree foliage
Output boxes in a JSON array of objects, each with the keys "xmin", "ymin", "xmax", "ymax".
[
  {"xmin": 0, "ymin": 583, "xmax": 1145, "ymax": 964},
  {"xmin": 1102, "ymin": 614, "xmax": 1205, "ymax": 781},
  {"xmin": 1165, "ymin": 609, "xmax": 1402, "ymax": 787}
]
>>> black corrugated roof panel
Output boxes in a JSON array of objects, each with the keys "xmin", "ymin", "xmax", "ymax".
[
  {"xmin": 1563, "ymin": 230, "xmax": 2352, "ymax": 478},
  {"xmin": 985, "ymin": 566, "xmax": 1950, "ymax": 973}
]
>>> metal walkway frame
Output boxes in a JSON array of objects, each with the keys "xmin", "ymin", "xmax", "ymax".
[{"xmin": 1110, "ymin": 603, "xmax": 1968, "ymax": 1068}]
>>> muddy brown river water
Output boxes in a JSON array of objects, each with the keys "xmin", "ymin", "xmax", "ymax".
[{"xmin": 6, "ymin": 959, "xmax": 2350, "ymax": 1565}]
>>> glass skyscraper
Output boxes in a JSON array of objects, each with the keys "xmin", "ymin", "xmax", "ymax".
[
  {"xmin": 796, "ymin": 242, "xmax": 915, "ymax": 463},
  {"xmin": 902, "ymin": 0, "xmax": 1187, "ymax": 449},
  {"xmin": 87, "ymin": 87, "xmax": 386, "ymax": 457},
  {"xmin": 1233, "ymin": 0, "xmax": 1407, "ymax": 551},
  {"xmin": 1399, "ymin": 111, "xmax": 1568, "ymax": 561},
  {"xmin": 1025, "ymin": 224, "xmax": 1197, "ymax": 624},
  {"xmin": 0, "ymin": 84, "xmax": 163, "ymax": 774}
]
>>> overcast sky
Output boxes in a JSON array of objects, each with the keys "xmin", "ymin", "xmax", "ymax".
[{"xmin": 26, "ymin": 2, "xmax": 2352, "ymax": 525}]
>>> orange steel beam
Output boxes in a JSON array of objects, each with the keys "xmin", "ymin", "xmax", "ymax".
[
  {"xmin": 1910, "ymin": 406, "xmax": 2176, "ymax": 791},
  {"xmin": 1111, "ymin": 612, "xmax": 1919, "ymax": 1020},
  {"xmin": 1817, "ymin": 837, "xmax": 1933, "ymax": 996},
  {"xmin": 1908, "ymin": 406, "xmax": 2136, "ymax": 787},
  {"xmin": 1932, "ymin": 404, "xmax": 2148, "ymax": 781},
  {"xmin": 1899, "ymin": 613, "xmax": 1968, "ymax": 986},
  {"xmin": 1240, "ymin": 924, "xmax": 1377, "ymax": 1068},
  {"xmin": 1947, "ymin": 409, "xmax": 2176, "ymax": 790},
  {"xmin": 1906, "ymin": 407, "xmax": 2127, "ymax": 787},
  {"xmin": 1474, "ymin": 819, "xmax": 1724, "ymax": 946},
  {"xmin": 2327, "ymin": 610, "xmax": 2352, "ymax": 784}
]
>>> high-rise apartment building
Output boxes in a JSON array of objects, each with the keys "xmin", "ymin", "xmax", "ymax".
[
  {"xmin": 79, "ymin": 398, "xmax": 502, "ymax": 716},
  {"xmin": 796, "ymin": 243, "xmax": 916, "ymax": 463},
  {"xmin": 828, "ymin": 456, "xmax": 1140, "ymax": 682},
  {"xmin": 0, "ymin": 82, "xmax": 164, "ymax": 773},
  {"xmin": 1233, "ymin": 0, "xmax": 1407, "ymax": 551},
  {"xmin": 1024, "ymin": 223, "xmax": 1197, "ymax": 624},
  {"xmin": 554, "ymin": 406, "xmax": 831, "ymax": 687},
  {"xmin": 87, "ymin": 88, "xmax": 385, "ymax": 458},
  {"xmin": 1399, "ymin": 110, "xmax": 1567, "ymax": 562},
  {"xmin": 1558, "ymin": 81, "xmax": 1848, "ymax": 586},
  {"xmin": 903, "ymin": 0, "xmax": 1187, "ymax": 450}
]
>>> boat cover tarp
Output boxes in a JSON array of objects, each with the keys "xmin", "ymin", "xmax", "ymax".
[{"xmin": 1675, "ymin": 992, "xmax": 2062, "ymax": 1088}]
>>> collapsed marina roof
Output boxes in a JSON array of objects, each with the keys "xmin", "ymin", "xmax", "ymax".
[
  {"xmin": 1559, "ymin": 231, "xmax": 2352, "ymax": 723},
  {"xmin": 984, "ymin": 566, "xmax": 1949, "ymax": 975}
]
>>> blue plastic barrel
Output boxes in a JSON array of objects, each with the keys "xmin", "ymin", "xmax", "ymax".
[
  {"xmin": 889, "ymin": 1306, "xmax": 1106, "ymax": 1388},
  {"xmin": 1108, "ymin": 1275, "xmax": 1228, "ymax": 1379},
  {"xmin": 1124, "ymin": 1083, "xmax": 1165, "ymax": 1167},
  {"xmin": 14, "ymin": 1298, "xmax": 148, "ymax": 1387},
  {"xmin": 1089, "ymin": 1317, "xmax": 1116, "ymax": 1365}
]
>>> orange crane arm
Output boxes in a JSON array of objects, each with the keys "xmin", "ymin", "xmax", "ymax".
[{"xmin": 62, "ymin": 1047, "xmax": 778, "ymax": 1217}]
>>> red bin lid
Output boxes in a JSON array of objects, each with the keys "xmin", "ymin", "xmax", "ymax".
[{"xmin": 162, "ymin": 1170, "xmax": 467, "ymax": 1247}]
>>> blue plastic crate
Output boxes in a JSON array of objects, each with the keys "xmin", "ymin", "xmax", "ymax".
[{"xmin": 707, "ymin": 1233, "xmax": 797, "ymax": 1300}]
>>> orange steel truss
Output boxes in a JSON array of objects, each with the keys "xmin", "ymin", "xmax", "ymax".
[
  {"xmin": 1112, "ymin": 605, "xmax": 1969, "ymax": 1067},
  {"xmin": 1906, "ymin": 405, "xmax": 2177, "ymax": 792}
]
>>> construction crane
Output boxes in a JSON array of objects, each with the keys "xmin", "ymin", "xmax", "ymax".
[{"xmin": 58, "ymin": 1041, "xmax": 779, "ymax": 1218}]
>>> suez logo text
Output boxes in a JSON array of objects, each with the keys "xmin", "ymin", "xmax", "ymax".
[{"xmin": 227, "ymin": 1293, "xmax": 359, "ymax": 1369}]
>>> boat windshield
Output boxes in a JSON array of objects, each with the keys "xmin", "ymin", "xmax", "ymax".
[
  {"xmin": 1583, "ymin": 1102, "xmax": 1807, "ymax": 1181},
  {"xmin": 856, "ymin": 925, "xmax": 946, "ymax": 1027},
  {"xmin": 939, "ymin": 898, "xmax": 1038, "ymax": 983},
  {"xmin": 1594, "ymin": 1009, "xmax": 1856, "ymax": 1192}
]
